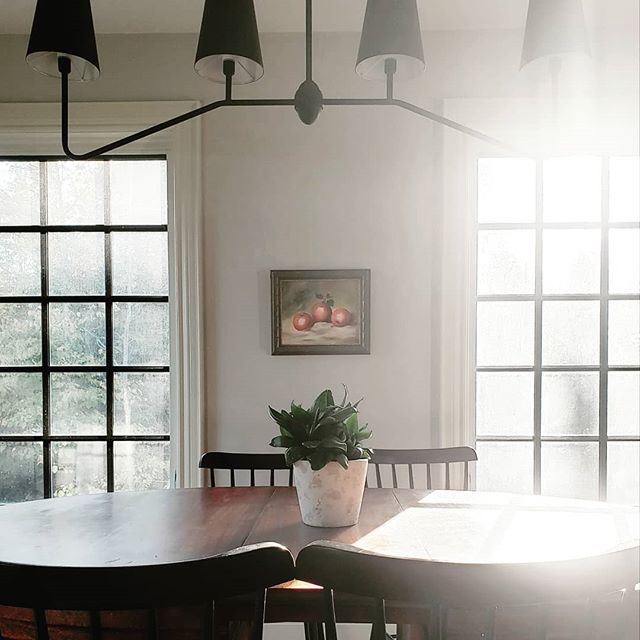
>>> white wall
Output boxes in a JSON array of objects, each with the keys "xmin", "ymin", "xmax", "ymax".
[{"xmin": 0, "ymin": 26, "xmax": 637, "ymax": 455}]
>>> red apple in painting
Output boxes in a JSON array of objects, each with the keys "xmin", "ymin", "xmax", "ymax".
[
  {"xmin": 331, "ymin": 307, "xmax": 352, "ymax": 327},
  {"xmin": 311, "ymin": 302, "xmax": 332, "ymax": 323},
  {"xmin": 292, "ymin": 311, "xmax": 314, "ymax": 331}
]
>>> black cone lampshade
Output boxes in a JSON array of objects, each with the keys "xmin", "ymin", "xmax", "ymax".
[
  {"xmin": 521, "ymin": 0, "xmax": 590, "ymax": 69},
  {"xmin": 26, "ymin": 0, "xmax": 100, "ymax": 81},
  {"xmin": 195, "ymin": 0, "xmax": 264, "ymax": 84},
  {"xmin": 356, "ymin": 0, "xmax": 425, "ymax": 81}
]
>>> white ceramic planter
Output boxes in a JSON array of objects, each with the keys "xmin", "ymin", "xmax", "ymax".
[{"xmin": 293, "ymin": 458, "xmax": 368, "ymax": 527}]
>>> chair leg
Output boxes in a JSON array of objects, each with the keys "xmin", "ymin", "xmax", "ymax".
[
  {"xmin": 483, "ymin": 606, "xmax": 497, "ymax": 640},
  {"xmin": 322, "ymin": 589, "xmax": 338, "ymax": 640},
  {"xmin": 372, "ymin": 600, "xmax": 387, "ymax": 640},
  {"xmin": 427, "ymin": 605, "xmax": 446, "ymax": 640},
  {"xmin": 34, "ymin": 609, "xmax": 49, "ymax": 640},
  {"xmin": 89, "ymin": 610, "xmax": 103, "ymax": 640},
  {"xmin": 305, "ymin": 623, "xmax": 319, "ymax": 640},
  {"xmin": 252, "ymin": 590, "xmax": 268, "ymax": 640},
  {"xmin": 397, "ymin": 625, "xmax": 425, "ymax": 640}
]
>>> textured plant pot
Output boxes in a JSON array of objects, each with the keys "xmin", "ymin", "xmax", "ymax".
[{"xmin": 293, "ymin": 459, "xmax": 368, "ymax": 527}]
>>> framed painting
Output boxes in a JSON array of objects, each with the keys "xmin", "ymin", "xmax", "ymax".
[{"xmin": 271, "ymin": 269, "xmax": 371, "ymax": 355}]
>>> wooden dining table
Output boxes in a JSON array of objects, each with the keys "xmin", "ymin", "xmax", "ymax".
[{"xmin": 1, "ymin": 487, "xmax": 639, "ymax": 639}]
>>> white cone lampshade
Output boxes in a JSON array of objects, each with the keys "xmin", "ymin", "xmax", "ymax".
[{"xmin": 521, "ymin": 0, "xmax": 590, "ymax": 69}]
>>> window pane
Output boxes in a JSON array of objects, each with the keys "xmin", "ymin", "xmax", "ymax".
[
  {"xmin": 0, "ymin": 442, "xmax": 43, "ymax": 503},
  {"xmin": 541, "ymin": 372, "xmax": 599, "ymax": 436},
  {"xmin": 47, "ymin": 161, "xmax": 104, "ymax": 224},
  {"xmin": 48, "ymin": 232, "xmax": 105, "ymax": 295},
  {"xmin": 0, "ymin": 161, "xmax": 40, "ymax": 225},
  {"xmin": 0, "ymin": 234, "xmax": 40, "ymax": 296},
  {"xmin": 608, "ymin": 372, "xmax": 640, "ymax": 436},
  {"xmin": 477, "ymin": 230, "xmax": 535, "ymax": 295},
  {"xmin": 52, "ymin": 442, "xmax": 107, "ymax": 497},
  {"xmin": 114, "ymin": 372, "xmax": 170, "ymax": 435},
  {"xmin": 608, "ymin": 300, "xmax": 640, "ymax": 366},
  {"xmin": 607, "ymin": 442, "xmax": 640, "ymax": 505},
  {"xmin": 111, "ymin": 232, "xmax": 169, "ymax": 295},
  {"xmin": 542, "ymin": 301, "xmax": 600, "ymax": 365},
  {"xmin": 113, "ymin": 303, "xmax": 169, "ymax": 366},
  {"xmin": 609, "ymin": 157, "xmax": 639, "ymax": 222},
  {"xmin": 476, "ymin": 372, "xmax": 533, "ymax": 436},
  {"xmin": 110, "ymin": 160, "xmax": 167, "ymax": 225},
  {"xmin": 541, "ymin": 442, "xmax": 599, "ymax": 500},
  {"xmin": 0, "ymin": 373, "xmax": 42, "ymax": 436},
  {"xmin": 49, "ymin": 303, "xmax": 106, "ymax": 366},
  {"xmin": 542, "ymin": 229, "xmax": 600, "ymax": 294},
  {"xmin": 0, "ymin": 303, "xmax": 41, "ymax": 366},
  {"xmin": 609, "ymin": 229, "xmax": 640, "ymax": 294},
  {"xmin": 115, "ymin": 441, "xmax": 170, "ymax": 491},
  {"xmin": 477, "ymin": 158, "xmax": 536, "ymax": 223},
  {"xmin": 50, "ymin": 373, "xmax": 106, "ymax": 435},
  {"xmin": 543, "ymin": 156, "xmax": 601, "ymax": 222},
  {"xmin": 475, "ymin": 441, "xmax": 533, "ymax": 493},
  {"xmin": 476, "ymin": 301, "xmax": 534, "ymax": 366}
]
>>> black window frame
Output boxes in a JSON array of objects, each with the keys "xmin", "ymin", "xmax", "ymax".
[
  {"xmin": 475, "ymin": 155, "xmax": 640, "ymax": 500},
  {"xmin": 0, "ymin": 155, "xmax": 170, "ymax": 499}
]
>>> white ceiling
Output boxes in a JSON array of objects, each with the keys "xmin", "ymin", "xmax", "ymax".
[{"xmin": 0, "ymin": 0, "xmax": 635, "ymax": 35}]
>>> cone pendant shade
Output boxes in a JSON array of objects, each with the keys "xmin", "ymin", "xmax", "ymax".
[
  {"xmin": 521, "ymin": 0, "xmax": 590, "ymax": 69},
  {"xmin": 26, "ymin": 0, "xmax": 100, "ymax": 81},
  {"xmin": 356, "ymin": 0, "xmax": 425, "ymax": 81},
  {"xmin": 195, "ymin": 0, "xmax": 264, "ymax": 84}
]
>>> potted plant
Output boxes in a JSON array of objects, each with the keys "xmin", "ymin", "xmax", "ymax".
[{"xmin": 269, "ymin": 387, "xmax": 372, "ymax": 527}]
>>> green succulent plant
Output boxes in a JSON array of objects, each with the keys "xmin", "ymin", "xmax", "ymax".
[{"xmin": 269, "ymin": 386, "xmax": 372, "ymax": 470}]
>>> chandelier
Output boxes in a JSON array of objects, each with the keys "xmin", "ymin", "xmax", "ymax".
[{"xmin": 24, "ymin": 0, "xmax": 589, "ymax": 160}]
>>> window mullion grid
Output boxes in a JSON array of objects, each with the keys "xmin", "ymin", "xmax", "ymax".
[
  {"xmin": 39, "ymin": 161, "xmax": 52, "ymax": 499},
  {"xmin": 533, "ymin": 159, "xmax": 543, "ymax": 495},
  {"xmin": 598, "ymin": 157, "xmax": 610, "ymax": 501},
  {"xmin": 0, "ymin": 156, "xmax": 172, "ymax": 501},
  {"xmin": 104, "ymin": 162, "xmax": 115, "ymax": 493}
]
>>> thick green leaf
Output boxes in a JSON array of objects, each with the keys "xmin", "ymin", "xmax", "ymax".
[
  {"xmin": 331, "ymin": 405, "xmax": 357, "ymax": 424},
  {"xmin": 268, "ymin": 405, "xmax": 284, "ymax": 424},
  {"xmin": 312, "ymin": 389, "xmax": 334, "ymax": 414},
  {"xmin": 290, "ymin": 403, "xmax": 310, "ymax": 422},
  {"xmin": 312, "ymin": 422, "xmax": 346, "ymax": 442},
  {"xmin": 285, "ymin": 446, "xmax": 308, "ymax": 466},
  {"xmin": 335, "ymin": 453, "xmax": 349, "ymax": 469},
  {"xmin": 270, "ymin": 435, "xmax": 295, "ymax": 448},
  {"xmin": 320, "ymin": 437, "xmax": 348, "ymax": 452},
  {"xmin": 309, "ymin": 448, "xmax": 332, "ymax": 470},
  {"xmin": 344, "ymin": 413, "xmax": 359, "ymax": 435}
]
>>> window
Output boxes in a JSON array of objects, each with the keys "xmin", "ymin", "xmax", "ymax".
[
  {"xmin": 0, "ymin": 157, "xmax": 171, "ymax": 502},
  {"xmin": 475, "ymin": 156, "xmax": 639, "ymax": 504}
]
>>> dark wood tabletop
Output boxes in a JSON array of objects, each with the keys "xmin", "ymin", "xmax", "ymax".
[{"xmin": 1, "ymin": 487, "xmax": 638, "ymax": 571}]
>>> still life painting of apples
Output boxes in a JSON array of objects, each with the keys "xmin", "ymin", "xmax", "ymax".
[{"xmin": 271, "ymin": 269, "xmax": 371, "ymax": 355}]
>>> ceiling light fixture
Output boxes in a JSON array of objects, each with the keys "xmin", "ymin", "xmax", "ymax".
[{"xmin": 26, "ymin": 0, "xmax": 510, "ymax": 160}]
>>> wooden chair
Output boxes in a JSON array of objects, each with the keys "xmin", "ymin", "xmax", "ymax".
[
  {"xmin": 199, "ymin": 452, "xmax": 318, "ymax": 640},
  {"xmin": 297, "ymin": 541, "xmax": 640, "ymax": 640},
  {"xmin": 199, "ymin": 451, "xmax": 293, "ymax": 487},
  {"xmin": 368, "ymin": 447, "xmax": 477, "ymax": 490},
  {"xmin": 0, "ymin": 542, "xmax": 295, "ymax": 640}
]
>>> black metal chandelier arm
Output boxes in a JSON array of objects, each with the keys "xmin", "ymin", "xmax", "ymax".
[
  {"xmin": 306, "ymin": 0, "xmax": 313, "ymax": 81},
  {"xmin": 393, "ymin": 99, "xmax": 513, "ymax": 150},
  {"xmin": 59, "ymin": 61, "xmax": 295, "ymax": 160},
  {"xmin": 322, "ymin": 96, "xmax": 513, "ymax": 150}
]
